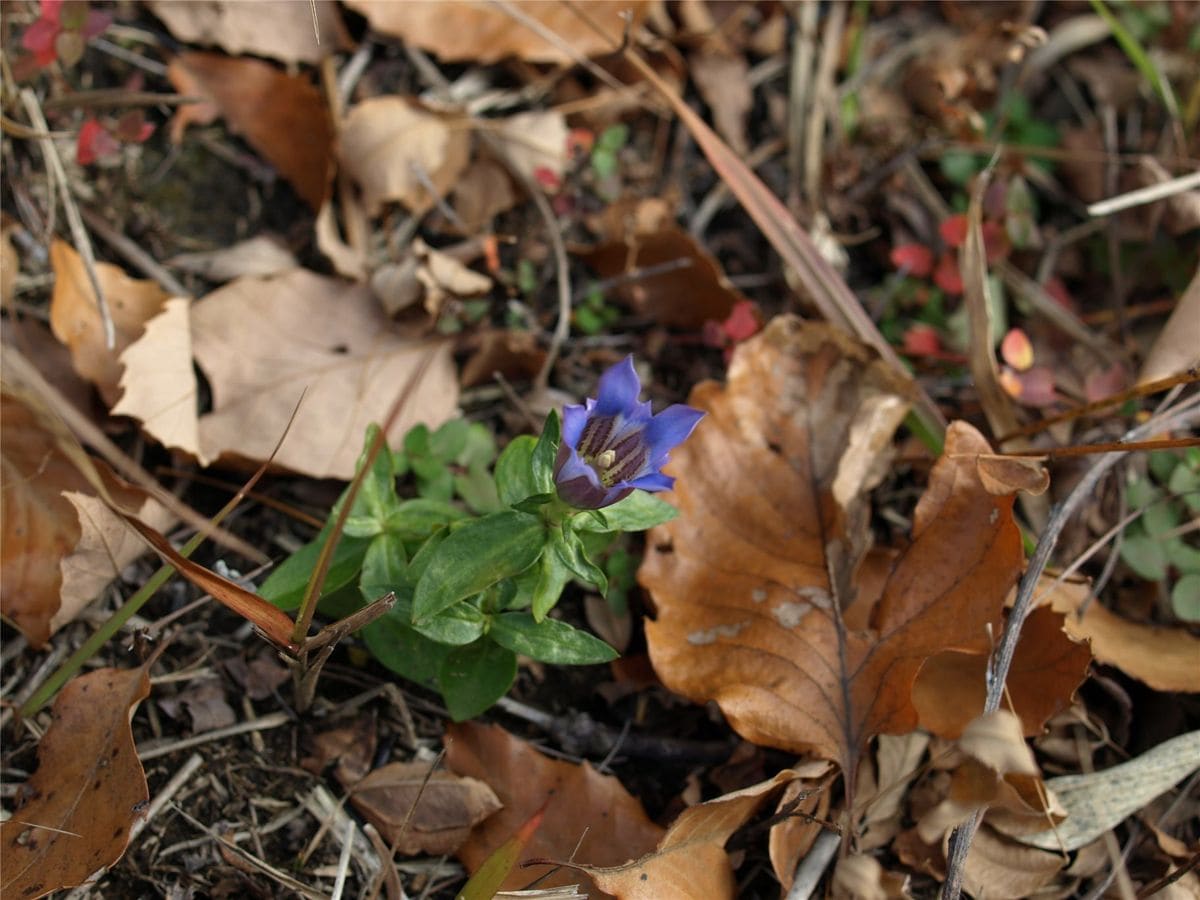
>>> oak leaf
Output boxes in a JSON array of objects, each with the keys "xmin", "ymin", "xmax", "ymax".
[
  {"xmin": 641, "ymin": 318, "xmax": 1025, "ymax": 788},
  {"xmin": 1, "ymin": 665, "xmax": 153, "ymax": 898}
]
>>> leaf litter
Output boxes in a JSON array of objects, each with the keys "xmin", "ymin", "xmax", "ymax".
[{"xmin": 3, "ymin": 1, "xmax": 1199, "ymax": 898}]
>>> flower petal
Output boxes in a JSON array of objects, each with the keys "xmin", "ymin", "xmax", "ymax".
[
  {"xmin": 626, "ymin": 471, "xmax": 675, "ymax": 493},
  {"xmin": 644, "ymin": 405, "xmax": 705, "ymax": 462},
  {"xmin": 592, "ymin": 356, "xmax": 641, "ymax": 416},
  {"xmin": 561, "ymin": 403, "xmax": 589, "ymax": 449}
]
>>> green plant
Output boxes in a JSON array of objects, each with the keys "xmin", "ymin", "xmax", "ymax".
[
  {"xmin": 575, "ymin": 283, "xmax": 620, "ymax": 335},
  {"xmin": 1119, "ymin": 448, "xmax": 1200, "ymax": 621}
]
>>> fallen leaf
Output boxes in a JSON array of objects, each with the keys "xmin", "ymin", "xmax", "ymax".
[
  {"xmin": 911, "ymin": 605, "xmax": 1090, "ymax": 739},
  {"xmin": 452, "ymin": 158, "xmax": 520, "ymax": 234},
  {"xmin": 112, "ymin": 297, "xmax": 203, "ymax": 461},
  {"xmin": 958, "ymin": 825, "xmax": 1064, "ymax": 900},
  {"xmin": 581, "ymin": 226, "xmax": 744, "ymax": 328},
  {"xmin": 459, "ymin": 806, "xmax": 547, "ymax": 900},
  {"xmin": 338, "ymin": 97, "xmax": 471, "ymax": 216},
  {"xmin": 445, "ymin": 721, "xmax": 664, "ymax": 895},
  {"xmin": 768, "ymin": 764, "xmax": 836, "ymax": 892},
  {"xmin": 460, "ymin": 329, "xmax": 546, "ymax": 388},
  {"xmin": 415, "ymin": 240, "xmax": 492, "ymax": 316},
  {"xmin": 690, "ymin": 51, "xmax": 751, "ymax": 155},
  {"xmin": 1139, "ymin": 268, "xmax": 1200, "ymax": 385},
  {"xmin": 48, "ymin": 240, "xmax": 169, "ymax": 405},
  {"xmin": 492, "ymin": 110, "xmax": 569, "ymax": 189},
  {"xmin": 853, "ymin": 733, "xmax": 931, "ymax": 852},
  {"xmin": 1045, "ymin": 579, "xmax": 1200, "ymax": 693},
  {"xmin": 157, "ymin": 678, "xmax": 236, "ymax": 733},
  {"xmin": 167, "ymin": 52, "xmax": 335, "ymax": 211},
  {"xmin": 148, "ymin": 0, "xmax": 348, "ymax": 64},
  {"xmin": 832, "ymin": 853, "xmax": 908, "ymax": 900},
  {"xmin": 642, "ymin": 318, "xmax": 1024, "ymax": 788},
  {"xmin": 579, "ymin": 768, "xmax": 823, "ymax": 900},
  {"xmin": 1, "ymin": 216, "xmax": 19, "ymax": 306},
  {"xmin": 224, "ymin": 652, "xmax": 290, "ymax": 701},
  {"xmin": 0, "ymin": 665, "xmax": 152, "ymax": 898},
  {"xmin": 975, "ymin": 454, "xmax": 1050, "ymax": 496},
  {"xmin": 344, "ymin": 0, "xmax": 648, "ymax": 65},
  {"xmin": 189, "ymin": 269, "xmax": 458, "ymax": 480},
  {"xmin": 167, "ymin": 235, "xmax": 299, "ymax": 282}
]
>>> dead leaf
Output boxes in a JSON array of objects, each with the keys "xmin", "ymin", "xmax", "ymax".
[
  {"xmin": 853, "ymin": 733, "xmax": 931, "ymax": 852},
  {"xmin": 768, "ymin": 763, "xmax": 836, "ymax": 893},
  {"xmin": 112, "ymin": 297, "xmax": 203, "ymax": 461},
  {"xmin": 911, "ymin": 605, "xmax": 1091, "ymax": 739},
  {"xmin": 452, "ymin": 158, "xmax": 520, "ymax": 234},
  {"xmin": 158, "ymin": 678, "xmax": 236, "ymax": 733},
  {"xmin": 415, "ymin": 240, "xmax": 492, "ymax": 316},
  {"xmin": 188, "ymin": 269, "xmax": 458, "ymax": 480},
  {"xmin": 690, "ymin": 51, "xmax": 751, "ymax": 155},
  {"xmin": 976, "ymin": 454, "xmax": 1050, "ymax": 496},
  {"xmin": 338, "ymin": 97, "xmax": 471, "ymax": 216},
  {"xmin": 167, "ymin": 235, "xmax": 299, "ymax": 282},
  {"xmin": 832, "ymin": 853, "xmax": 909, "ymax": 900},
  {"xmin": 581, "ymin": 226, "xmax": 745, "ymax": 328},
  {"xmin": 0, "ymin": 665, "xmax": 152, "ymax": 898},
  {"xmin": 1045, "ymin": 579, "xmax": 1200, "ymax": 693},
  {"xmin": 1140, "ymin": 268, "xmax": 1200, "ymax": 385},
  {"xmin": 492, "ymin": 110, "xmax": 569, "ymax": 189},
  {"xmin": 49, "ymin": 240, "xmax": 169, "ymax": 405},
  {"xmin": 224, "ymin": 652, "xmax": 290, "ymax": 701},
  {"xmin": 460, "ymin": 329, "xmax": 546, "ymax": 388},
  {"xmin": 642, "ymin": 318, "xmax": 1022, "ymax": 787},
  {"xmin": 347, "ymin": 762, "xmax": 501, "ymax": 856},
  {"xmin": 344, "ymin": 0, "xmax": 648, "ymax": 65},
  {"xmin": 445, "ymin": 721, "xmax": 664, "ymax": 895},
  {"xmin": 167, "ymin": 52, "xmax": 335, "ymax": 211},
  {"xmin": 579, "ymin": 769, "xmax": 821, "ymax": 900},
  {"xmin": 148, "ymin": 0, "xmax": 348, "ymax": 64},
  {"xmin": 2, "ymin": 216, "xmax": 20, "ymax": 307},
  {"xmin": 958, "ymin": 825, "xmax": 1064, "ymax": 900}
]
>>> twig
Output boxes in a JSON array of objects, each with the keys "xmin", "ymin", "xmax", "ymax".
[
  {"xmin": 137, "ymin": 711, "xmax": 291, "ymax": 761},
  {"xmin": 329, "ymin": 818, "xmax": 355, "ymax": 900},
  {"xmin": 1087, "ymin": 168, "xmax": 1200, "ymax": 217},
  {"xmin": 941, "ymin": 392, "xmax": 1200, "ymax": 899},
  {"xmin": 786, "ymin": 828, "xmax": 841, "ymax": 900},
  {"xmin": 20, "ymin": 87, "xmax": 114, "ymax": 349}
]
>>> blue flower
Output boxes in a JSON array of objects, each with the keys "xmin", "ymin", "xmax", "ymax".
[{"xmin": 554, "ymin": 356, "xmax": 704, "ymax": 509}]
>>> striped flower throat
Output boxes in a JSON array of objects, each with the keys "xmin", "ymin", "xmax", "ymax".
[{"xmin": 577, "ymin": 415, "xmax": 648, "ymax": 488}]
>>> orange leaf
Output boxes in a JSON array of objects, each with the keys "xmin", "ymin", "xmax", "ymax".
[
  {"xmin": 1, "ymin": 665, "xmax": 153, "ymax": 898},
  {"xmin": 641, "ymin": 318, "xmax": 1024, "ymax": 787},
  {"xmin": 445, "ymin": 721, "xmax": 664, "ymax": 896}
]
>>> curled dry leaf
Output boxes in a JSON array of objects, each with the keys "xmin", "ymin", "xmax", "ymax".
[
  {"xmin": 112, "ymin": 297, "xmax": 203, "ymax": 461},
  {"xmin": 347, "ymin": 762, "xmax": 502, "ymax": 856},
  {"xmin": 0, "ymin": 665, "xmax": 152, "ymax": 898},
  {"xmin": 167, "ymin": 52, "xmax": 334, "ymax": 211},
  {"xmin": 49, "ymin": 240, "xmax": 168, "ymax": 405},
  {"xmin": 444, "ymin": 721, "xmax": 664, "ymax": 896},
  {"xmin": 344, "ymin": 0, "xmax": 649, "ymax": 65},
  {"xmin": 339, "ymin": 97, "xmax": 471, "ymax": 217},
  {"xmin": 148, "ymin": 0, "xmax": 348, "ymax": 64},
  {"xmin": 167, "ymin": 234, "xmax": 299, "ymax": 282},
  {"xmin": 492, "ymin": 110, "xmax": 569, "ymax": 189},
  {"xmin": 959, "ymin": 825, "xmax": 1065, "ymax": 900},
  {"xmin": 690, "ymin": 51, "xmax": 752, "ymax": 155},
  {"xmin": 642, "ymin": 317, "xmax": 1025, "ymax": 787}
]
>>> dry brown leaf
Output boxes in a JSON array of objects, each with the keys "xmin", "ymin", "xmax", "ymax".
[
  {"xmin": 167, "ymin": 235, "xmax": 299, "ymax": 283},
  {"xmin": 338, "ymin": 97, "xmax": 471, "ymax": 216},
  {"xmin": 0, "ymin": 665, "xmax": 152, "ymax": 898},
  {"xmin": 445, "ymin": 721, "xmax": 664, "ymax": 896},
  {"xmin": 460, "ymin": 329, "xmax": 546, "ymax": 388},
  {"xmin": 112, "ymin": 297, "xmax": 203, "ymax": 461},
  {"xmin": 49, "ymin": 240, "xmax": 168, "ymax": 405},
  {"xmin": 492, "ymin": 110, "xmax": 569, "ymax": 188},
  {"xmin": 958, "ymin": 825, "xmax": 1064, "ymax": 900},
  {"xmin": 642, "ymin": 318, "xmax": 1023, "ymax": 785},
  {"xmin": 911, "ymin": 605, "xmax": 1091, "ymax": 739},
  {"xmin": 347, "ymin": 762, "xmax": 502, "ymax": 856},
  {"xmin": 580, "ymin": 769, "xmax": 820, "ymax": 900},
  {"xmin": 148, "ymin": 0, "xmax": 348, "ymax": 64},
  {"xmin": 157, "ymin": 678, "xmax": 236, "ymax": 733},
  {"xmin": 167, "ymin": 52, "xmax": 334, "ymax": 211},
  {"xmin": 344, "ymin": 0, "xmax": 648, "ymax": 65},
  {"xmin": 690, "ymin": 51, "xmax": 752, "ymax": 156},
  {"xmin": 451, "ymin": 158, "xmax": 520, "ymax": 234},
  {"xmin": 1139, "ymin": 268, "xmax": 1200, "ymax": 385},
  {"xmin": 853, "ymin": 733, "xmax": 931, "ymax": 852},
  {"xmin": 976, "ymin": 454, "xmax": 1050, "ymax": 496},
  {"xmin": 831, "ymin": 853, "xmax": 909, "ymax": 900},
  {"xmin": 1045, "ymin": 579, "xmax": 1200, "ymax": 693},
  {"xmin": 56, "ymin": 490, "xmax": 172, "ymax": 635},
  {"xmin": 581, "ymin": 226, "xmax": 745, "ymax": 328},
  {"xmin": 768, "ymin": 764, "xmax": 836, "ymax": 893},
  {"xmin": 2, "ymin": 216, "xmax": 19, "ymax": 307},
  {"xmin": 190, "ymin": 269, "xmax": 458, "ymax": 480}
]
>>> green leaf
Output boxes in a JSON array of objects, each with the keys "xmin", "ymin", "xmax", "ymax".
[
  {"xmin": 412, "ymin": 511, "xmax": 546, "ymax": 622},
  {"xmin": 430, "ymin": 418, "xmax": 470, "ymax": 461},
  {"xmin": 455, "ymin": 466, "xmax": 502, "ymax": 514},
  {"xmin": 1165, "ymin": 538, "xmax": 1200, "ymax": 575},
  {"xmin": 1143, "ymin": 497, "xmax": 1181, "ymax": 538},
  {"xmin": 317, "ymin": 582, "xmax": 367, "ymax": 619},
  {"xmin": 360, "ymin": 532, "xmax": 410, "ymax": 600},
  {"xmin": 555, "ymin": 526, "xmax": 607, "ymax": 595},
  {"xmin": 413, "ymin": 599, "xmax": 488, "ymax": 646},
  {"xmin": 1148, "ymin": 450, "xmax": 1179, "ymax": 483},
  {"xmin": 574, "ymin": 490, "xmax": 679, "ymax": 532},
  {"xmin": 1120, "ymin": 531, "xmax": 1169, "ymax": 581},
  {"xmin": 438, "ymin": 640, "xmax": 517, "ymax": 720},
  {"xmin": 1168, "ymin": 462, "xmax": 1200, "ymax": 513},
  {"xmin": 1127, "ymin": 474, "xmax": 1160, "ymax": 510},
  {"xmin": 490, "ymin": 613, "xmax": 618, "ymax": 665},
  {"xmin": 529, "ymin": 541, "xmax": 572, "ymax": 621},
  {"xmin": 385, "ymin": 498, "xmax": 466, "ymax": 541},
  {"xmin": 457, "ymin": 806, "xmax": 546, "ymax": 900},
  {"xmin": 495, "ymin": 435, "xmax": 538, "ymax": 506},
  {"xmin": 364, "ymin": 610, "xmax": 450, "ymax": 684},
  {"xmin": 404, "ymin": 423, "xmax": 431, "ymax": 457},
  {"xmin": 459, "ymin": 424, "xmax": 498, "ymax": 467},
  {"xmin": 259, "ymin": 530, "xmax": 370, "ymax": 611},
  {"xmin": 1171, "ymin": 574, "xmax": 1200, "ymax": 622},
  {"xmin": 344, "ymin": 424, "xmax": 401, "ymax": 538},
  {"xmin": 530, "ymin": 410, "xmax": 560, "ymax": 494}
]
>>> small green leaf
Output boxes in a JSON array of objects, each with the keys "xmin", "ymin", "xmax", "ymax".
[
  {"xmin": 413, "ymin": 511, "xmax": 545, "ymax": 622},
  {"xmin": 413, "ymin": 599, "xmax": 488, "ymax": 646},
  {"xmin": 430, "ymin": 418, "xmax": 470, "ymax": 461},
  {"xmin": 1171, "ymin": 574, "xmax": 1200, "ymax": 622},
  {"xmin": 574, "ymin": 490, "xmax": 679, "ymax": 532},
  {"xmin": 404, "ymin": 424, "xmax": 431, "ymax": 457},
  {"xmin": 530, "ymin": 410, "xmax": 560, "ymax": 493},
  {"xmin": 495, "ymin": 435, "xmax": 538, "ymax": 505},
  {"xmin": 555, "ymin": 527, "xmax": 607, "ymax": 595},
  {"xmin": 459, "ymin": 424, "xmax": 498, "ymax": 467},
  {"xmin": 1168, "ymin": 462, "xmax": 1200, "ymax": 513},
  {"xmin": 364, "ymin": 610, "xmax": 450, "ymax": 684},
  {"xmin": 530, "ymin": 540, "xmax": 572, "ymax": 621},
  {"xmin": 1148, "ymin": 450, "xmax": 1179, "ymax": 484},
  {"xmin": 490, "ymin": 613, "xmax": 618, "ymax": 665},
  {"xmin": 385, "ymin": 498, "xmax": 466, "ymax": 541},
  {"xmin": 259, "ymin": 531, "xmax": 370, "ymax": 611},
  {"xmin": 1165, "ymin": 538, "xmax": 1200, "ymax": 575},
  {"xmin": 457, "ymin": 806, "xmax": 546, "ymax": 900},
  {"xmin": 1143, "ymin": 497, "xmax": 1181, "ymax": 538},
  {"xmin": 361, "ymin": 532, "xmax": 410, "ymax": 598},
  {"xmin": 1120, "ymin": 531, "xmax": 1169, "ymax": 581},
  {"xmin": 438, "ymin": 640, "xmax": 517, "ymax": 720},
  {"xmin": 455, "ymin": 466, "xmax": 502, "ymax": 513},
  {"xmin": 1127, "ymin": 474, "xmax": 1159, "ymax": 510},
  {"xmin": 343, "ymin": 424, "xmax": 401, "ymax": 537}
]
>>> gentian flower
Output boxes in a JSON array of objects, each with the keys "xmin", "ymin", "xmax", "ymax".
[{"xmin": 554, "ymin": 356, "xmax": 704, "ymax": 509}]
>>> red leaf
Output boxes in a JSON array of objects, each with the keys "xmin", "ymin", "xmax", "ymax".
[
  {"xmin": 721, "ymin": 300, "xmax": 761, "ymax": 343},
  {"xmin": 76, "ymin": 118, "xmax": 119, "ymax": 165},
  {"xmin": 889, "ymin": 243, "xmax": 934, "ymax": 277},
  {"xmin": 981, "ymin": 220, "xmax": 1010, "ymax": 264},
  {"xmin": 933, "ymin": 252, "xmax": 963, "ymax": 295},
  {"xmin": 532, "ymin": 166, "xmax": 561, "ymax": 191},
  {"xmin": 939, "ymin": 213, "xmax": 969, "ymax": 248},
  {"xmin": 903, "ymin": 323, "xmax": 942, "ymax": 356},
  {"xmin": 21, "ymin": 17, "xmax": 60, "ymax": 66},
  {"xmin": 1000, "ymin": 328, "xmax": 1034, "ymax": 371}
]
